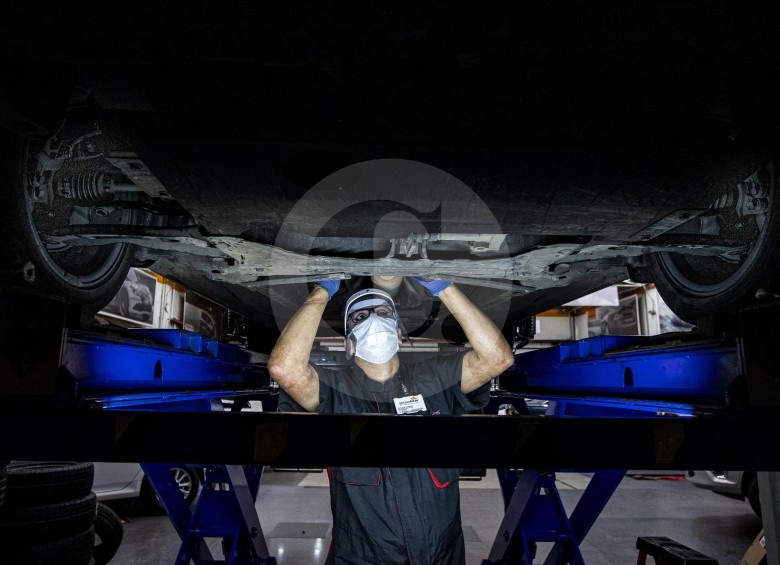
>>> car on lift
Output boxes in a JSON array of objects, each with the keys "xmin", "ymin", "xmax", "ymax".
[
  {"xmin": 687, "ymin": 470, "xmax": 761, "ymax": 519},
  {"xmin": 1, "ymin": 6, "xmax": 780, "ymax": 349}
]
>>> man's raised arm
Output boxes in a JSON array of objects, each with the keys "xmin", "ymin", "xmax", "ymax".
[
  {"xmin": 267, "ymin": 283, "xmax": 335, "ymax": 411},
  {"xmin": 432, "ymin": 283, "xmax": 515, "ymax": 393}
]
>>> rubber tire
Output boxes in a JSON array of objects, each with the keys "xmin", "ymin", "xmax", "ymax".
[
  {"xmin": 5, "ymin": 462, "xmax": 94, "ymax": 508},
  {"xmin": 0, "ymin": 492, "xmax": 97, "ymax": 544},
  {"xmin": 747, "ymin": 475, "xmax": 762, "ymax": 519},
  {"xmin": 0, "ymin": 526, "xmax": 95, "ymax": 565},
  {"xmin": 649, "ymin": 162, "xmax": 780, "ymax": 322},
  {"xmin": 141, "ymin": 466, "xmax": 200, "ymax": 513},
  {"xmin": 0, "ymin": 131, "xmax": 135, "ymax": 310},
  {"xmin": 93, "ymin": 503, "xmax": 123, "ymax": 565}
]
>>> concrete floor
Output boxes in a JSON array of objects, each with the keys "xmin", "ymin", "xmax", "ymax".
[{"xmin": 106, "ymin": 469, "xmax": 762, "ymax": 564}]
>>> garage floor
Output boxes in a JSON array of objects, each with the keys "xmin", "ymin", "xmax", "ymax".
[{"xmin": 107, "ymin": 469, "xmax": 761, "ymax": 564}]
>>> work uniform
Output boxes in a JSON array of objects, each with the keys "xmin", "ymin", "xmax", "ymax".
[{"xmin": 279, "ymin": 353, "xmax": 490, "ymax": 565}]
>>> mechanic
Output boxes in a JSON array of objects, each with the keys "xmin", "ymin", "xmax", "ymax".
[{"xmin": 268, "ymin": 278, "xmax": 515, "ymax": 565}]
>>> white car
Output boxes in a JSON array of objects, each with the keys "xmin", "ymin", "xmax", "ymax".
[
  {"xmin": 92, "ymin": 463, "xmax": 200, "ymax": 511},
  {"xmin": 687, "ymin": 470, "xmax": 760, "ymax": 518}
]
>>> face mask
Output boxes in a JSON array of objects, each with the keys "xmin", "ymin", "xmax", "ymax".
[{"xmin": 350, "ymin": 313, "xmax": 399, "ymax": 364}]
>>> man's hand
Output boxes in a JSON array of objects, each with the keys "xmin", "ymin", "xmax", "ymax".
[
  {"xmin": 415, "ymin": 277, "xmax": 452, "ymax": 297},
  {"xmin": 315, "ymin": 279, "xmax": 341, "ymax": 301}
]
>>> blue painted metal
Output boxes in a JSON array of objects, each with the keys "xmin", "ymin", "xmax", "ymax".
[
  {"xmin": 485, "ymin": 469, "xmax": 625, "ymax": 565},
  {"xmin": 141, "ymin": 463, "xmax": 213, "ymax": 562},
  {"xmin": 493, "ymin": 392, "xmax": 701, "ymax": 418},
  {"xmin": 494, "ymin": 469, "xmax": 527, "ymax": 564},
  {"xmin": 485, "ymin": 470, "xmax": 584, "ymax": 564},
  {"xmin": 539, "ymin": 396, "xmax": 699, "ymax": 418},
  {"xmin": 86, "ymin": 390, "xmax": 268, "ymax": 411},
  {"xmin": 543, "ymin": 470, "xmax": 626, "ymax": 565},
  {"xmin": 142, "ymin": 463, "xmax": 276, "ymax": 565},
  {"xmin": 131, "ymin": 329, "xmax": 222, "ymax": 356},
  {"xmin": 496, "ymin": 468, "xmax": 521, "ymax": 508},
  {"xmin": 62, "ymin": 328, "xmax": 279, "ymax": 562},
  {"xmin": 63, "ymin": 329, "xmax": 268, "ymax": 393},
  {"xmin": 502, "ymin": 336, "xmax": 738, "ymax": 405}
]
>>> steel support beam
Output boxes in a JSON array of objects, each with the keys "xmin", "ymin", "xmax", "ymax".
[
  {"xmin": 502, "ymin": 335, "xmax": 738, "ymax": 406},
  {"xmin": 1, "ymin": 407, "xmax": 780, "ymax": 469}
]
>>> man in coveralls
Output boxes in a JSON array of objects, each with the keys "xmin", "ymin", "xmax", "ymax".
[{"xmin": 268, "ymin": 278, "xmax": 514, "ymax": 564}]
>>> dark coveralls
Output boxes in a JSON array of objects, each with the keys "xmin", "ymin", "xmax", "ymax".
[{"xmin": 279, "ymin": 353, "xmax": 489, "ymax": 565}]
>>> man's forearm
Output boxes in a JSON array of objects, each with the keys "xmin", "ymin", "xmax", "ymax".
[
  {"xmin": 438, "ymin": 284, "xmax": 514, "ymax": 376},
  {"xmin": 438, "ymin": 285, "xmax": 501, "ymax": 352},
  {"xmin": 268, "ymin": 287, "xmax": 328, "ymax": 387}
]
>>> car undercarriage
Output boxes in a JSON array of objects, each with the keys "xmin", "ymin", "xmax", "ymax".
[{"xmin": 2, "ymin": 4, "xmax": 780, "ymax": 346}]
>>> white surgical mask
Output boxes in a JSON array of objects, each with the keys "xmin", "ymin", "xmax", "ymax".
[{"xmin": 350, "ymin": 313, "xmax": 399, "ymax": 364}]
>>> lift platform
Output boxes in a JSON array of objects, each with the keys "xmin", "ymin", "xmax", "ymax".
[{"xmin": 2, "ymin": 291, "xmax": 780, "ymax": 564}]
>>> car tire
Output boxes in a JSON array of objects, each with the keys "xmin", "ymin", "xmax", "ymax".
[
  {"xmin": 747, "ymin": 475, "xmax": 762, "ymax": 519},
  {"xmin": 0, "ymin": 526, "xmax": 95, "ymax": 565},
  {"xmin": 140, "ymin": 466, "xmax": 200, "ymax": 513},
  {"xmin": 0, "ymin": 130, "xmax": 135, "ymax": 311},
  {"xmin": 649, "ymin": 162, "xmax": 780, "ymax": 322},
  {"xmin": 93, "ymin": 502, "xmax": 123, "ymax": 565},
  {"xmin": 4, "ymin": 462, "xmax": 94, "ymax": 508},
  {"xmin": 0, "ymin": 492, "xmax": 98, "ymax": 544}
]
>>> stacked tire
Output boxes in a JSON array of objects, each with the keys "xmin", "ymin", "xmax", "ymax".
[
  {"xmin": 93, "ymin": 502, "xmax": 124, "ymax": 565},
  {"xmin": 0, "ymin": 462, "xmax": 120, "ymax": 565}
]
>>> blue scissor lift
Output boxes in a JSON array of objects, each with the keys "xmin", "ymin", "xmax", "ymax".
[
  {"xmin": 11, "ymin": 294, "xmax": 772, "ymax": 565},
  {"xmin": 64, "ymin": 328, "xmax": 279, "ymax": 565},
  {"xmin": 481, "ymin": 334, "xmax": 738, "ymax": 564}
]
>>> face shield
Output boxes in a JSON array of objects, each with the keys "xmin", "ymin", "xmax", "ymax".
[{"xmin": 343, "ymin": 289, "xmax": 410, "ymax": 362}]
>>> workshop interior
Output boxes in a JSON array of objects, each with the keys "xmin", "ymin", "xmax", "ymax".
[{"xmin": 1, "ymin": 4, "xmax": 780, "ymax": 564}]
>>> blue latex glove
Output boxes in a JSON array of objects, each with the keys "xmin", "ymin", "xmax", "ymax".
[
  {"xmin": 415, "ymin": 277, "xmax": 452, "ymax": 297},
  {"xmin": 315, "ymin": 279, "xmax": 340, "ymax": 301}
]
